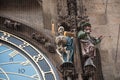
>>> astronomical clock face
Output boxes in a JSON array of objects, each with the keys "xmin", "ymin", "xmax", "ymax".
[{"xmin": 0, "ymin": 30, "xmax": 59, "ymax": 80}]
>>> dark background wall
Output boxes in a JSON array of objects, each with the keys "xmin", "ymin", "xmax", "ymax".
[
  {"xmin": 0, "ymin": 0, "xmax": 43, "ymax": 31},
  {"xmin": 42, "ymin": 0, "xmax": 57, "ymax": 30}
]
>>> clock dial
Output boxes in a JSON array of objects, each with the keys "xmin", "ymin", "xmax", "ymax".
[
  {"xmin": 0, "ymin": 30, "xmax": 59, "ymax": 80},
  {"xmin": 0, "ymin": 43, "xmax": 41, "ymax": 80}
]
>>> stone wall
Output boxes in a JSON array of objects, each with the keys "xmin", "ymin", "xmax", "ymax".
[
  {"xmin": 42, "ymin": 0, "xmax": 57, "ymax": 30},
  {"xmin": 84, "ymin": 0, "xmax": 120, "ymax": 80},
  {"xmin": 0, "ymin": 0, "xmax": 43, "ymax": 31}
]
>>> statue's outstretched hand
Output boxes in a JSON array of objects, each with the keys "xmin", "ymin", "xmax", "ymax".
[{"xmin": 98, "ymin": 35, "xmax": 104, "ymax": 40}]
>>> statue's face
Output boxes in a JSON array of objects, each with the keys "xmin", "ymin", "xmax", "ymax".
[
  {"xmin": 84, "ymin": 26, "xmax": 91, "ymax": 34},
  {"xmin": 58, "ymin": 26, "xmax": 64, "ymax": 34},
  {"xmin": 59, "ymin": 28, "xmax": 64, "ymax": 34}
]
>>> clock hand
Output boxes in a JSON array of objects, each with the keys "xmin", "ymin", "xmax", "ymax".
[
  {"xmin": 0, "ymin": 78, "xmax": 7, "ymax": 80},
  {"xmin": 0, "ymin": 61, "xmax": 30, "ymax": 66},
  {"xmin": 0, "ymin": 49, "xmax": 12, "ymax": 54},
  {"xmin": 8, "ymin": 50, "xmax": 18, "ymax": 57}
]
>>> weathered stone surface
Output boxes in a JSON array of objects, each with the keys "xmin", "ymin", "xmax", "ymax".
[
  {"xmin": 0, "ymin": 0, "xmax": 43, "ymax": 31},
  {"xmin": 0, "ymin": 0, "xmax": 120, "ymax": 80},
  {"xmin": 86, "ymin": 0, "xmax": 120, "ymax": 80}
]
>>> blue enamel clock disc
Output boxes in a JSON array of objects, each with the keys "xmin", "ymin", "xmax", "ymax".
[{"xmin": 0, "ymin": 30, "xmax": 59, "ymax": 80}]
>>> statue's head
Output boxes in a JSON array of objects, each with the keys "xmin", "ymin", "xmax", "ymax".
[
  {"xmin": 58, "ymin": 26, "xmax": 64, "ymax": 35},
  {"xmin": 80, "ymin": 22, "xmax": 91, "ymax": 34}
]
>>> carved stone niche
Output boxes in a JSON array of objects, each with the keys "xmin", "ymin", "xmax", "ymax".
[{"xmin": 57, "ymin": 0, "xmax": 78, "ymax": 30}]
